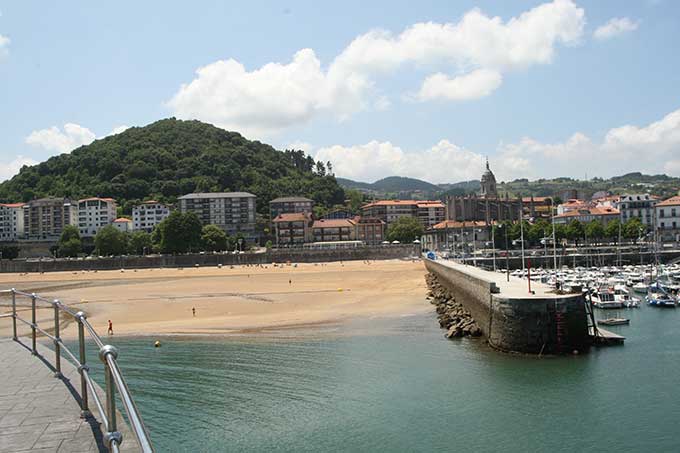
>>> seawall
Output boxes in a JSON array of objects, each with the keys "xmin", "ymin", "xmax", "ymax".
[
  {"xmin": 0, "ymin": 244, "xmax": 420, "ymax": 273},
  {"xmin": 424, "ymin": 258, "xmax": 590, "ymax": 354}
]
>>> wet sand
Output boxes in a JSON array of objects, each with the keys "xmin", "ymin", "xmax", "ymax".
[{"xmin": 0, "ymin": 259, "xmax": 429, "ymax": 337}]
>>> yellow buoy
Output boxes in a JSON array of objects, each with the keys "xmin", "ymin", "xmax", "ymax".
[
  {"xmin": 154, "ymin": 341, "xmax": 161, "ymax": 348},
  {"xmin": 337, "ymin": 288, "xmax": 343, "ymax": 292}
]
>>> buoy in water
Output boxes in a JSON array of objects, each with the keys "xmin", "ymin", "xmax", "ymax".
[{"xmin": 154, "ymin": 341, "xmax": 161, "ymax": 348}]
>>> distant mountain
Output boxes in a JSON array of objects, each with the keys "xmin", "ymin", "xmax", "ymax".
[{"xmin": 337, "ymin": 176, "xmax": 441, "ymax": 193}]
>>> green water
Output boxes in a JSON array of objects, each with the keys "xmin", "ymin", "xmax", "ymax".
[{"xmin": 84, "ymin": 306, "xmax": 680, "ymax": 452}]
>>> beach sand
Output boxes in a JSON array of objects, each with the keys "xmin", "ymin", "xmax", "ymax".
[{"xmin": 0, "ymin": 259, "xmax": 429, "ymax": 337}]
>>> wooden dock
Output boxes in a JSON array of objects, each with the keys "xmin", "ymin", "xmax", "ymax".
[{"xmin": 589, "ymin": 326, "xmax": 625, "ymax": 346}]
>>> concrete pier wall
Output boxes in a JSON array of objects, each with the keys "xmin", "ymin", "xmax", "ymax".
[{"xmin": 424, "ymin": 258, "xmax": 590, "ymax": 354}]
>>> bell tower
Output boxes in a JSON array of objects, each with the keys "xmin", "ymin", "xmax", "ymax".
[{"xmin": 479, "ymin": 158, "xmax": 498, "ymax": 198}]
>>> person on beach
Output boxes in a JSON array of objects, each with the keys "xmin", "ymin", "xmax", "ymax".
[
  {"xmin": 107, "ymin": 320, "xmax": 113, "ymax": 335},
  {"xmin": 192, "ymin": 307, "xmax": 196, "ymax": 317}
]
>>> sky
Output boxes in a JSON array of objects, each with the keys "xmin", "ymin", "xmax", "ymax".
[{"xmin": 1, "ymin": 0, "xmax": 680, "ymax": 185}]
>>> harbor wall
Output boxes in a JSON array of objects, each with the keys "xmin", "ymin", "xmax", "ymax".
[
  {"xmin": 0, "ymin": 245, "xmax": 420, "ymax": 273},
  {"xmin": 424, "ymin": 258, "xmax": 590, "ymax": 354}
]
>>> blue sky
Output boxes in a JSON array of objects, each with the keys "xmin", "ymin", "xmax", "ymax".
[{"xmin": 1, "ymin": 0, "xmax": 679, "ymax": 184}]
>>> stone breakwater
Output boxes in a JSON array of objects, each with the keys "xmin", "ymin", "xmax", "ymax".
[{"xmin": 425, "ymin": 273, "xmax": 482, "ymax": 339}]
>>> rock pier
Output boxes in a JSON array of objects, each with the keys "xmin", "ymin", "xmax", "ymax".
[{"xmin": 426, "ymin": 273, "xmax": 482, "ymax": 339}]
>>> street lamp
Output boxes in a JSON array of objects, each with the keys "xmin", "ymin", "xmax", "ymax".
[{"xmin": 498, "ymin": 223, "xmax": 510, "ymax": 282}]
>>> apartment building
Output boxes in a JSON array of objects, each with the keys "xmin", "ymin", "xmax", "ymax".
[
  {"xmin": 112, "ymin": 218, "xmax": 132, "ymax": 233},
  {"xmin": 269, "ymin": 196, "xmax": 314, "ymax": 220},
  {"xmin": 0, "ymin": 203, "xmax": 25, "ymax": 242},
  {"xmin": 77, "ymin": 197, "xmax": 118, "ymax": 237},
  {"xmin": 133, "ymin": 201, "xmax": 170, "ymax": 232},
  {"xmin": 23, "ymin": 198, "xmax": 77, "ymax": 240},
  {"xmin": 178, "ymin": 192, "xmax": 257, "ymax": 239},
  {"xmin": 312, "ymin": 219, "xmax": 356, "ymax": 242},
  {"xmin": 655, "ymin": 195, "xmax": 680, "ymax": 242},
  {"xmin": 618, "ymin": 194, "xmax": 656, "ymax": 227},
  {"xmin": 553, "ymin": 207, "xmax": 620, "ymax": 226},
  {"xmin": 354, "ymin": 216, "xmax": 385, "ymax": 245},
  {"xmin": 273, "ymin": 212, "xmax": 313, "ymax": 246},
  {"xmin": 361, "ymin": 200, "xmax": 445, "ymax": 229}
]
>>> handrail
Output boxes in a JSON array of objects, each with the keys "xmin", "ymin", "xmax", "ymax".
[{"xmin": 1, "ymin": 288, "xmax": 154, "ymax": 452}]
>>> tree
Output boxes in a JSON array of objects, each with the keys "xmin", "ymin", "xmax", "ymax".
[
  {"xmin": 156, "ymin": 211, "xmax": 202, "ymax": 253},
  {"xmin": 585, "ymin": 220, "xmax": 604, "ymax": 244},
  {"xmin": 604, "ymin": 219, "xmax": 621, "ymax": 242},
  {"xmin": 201, "ymin": 224, "xmax": 228, "ymax": 251},
  {"xmin": 623, "ymin": 217, "xmax": 645, "ymax": 243},
  {"xmin": 0, "ymin": 245, "xmax": 20, "ymax": 260},
  {"xmin": 57, "ymin": 225, "xmax": 81, "ymax": 257},
  {"xmin": 386, "ymin": 216, "xmax": 424, "ymax": 243},
  {"xmin": 95, "ymin": 225, "xmax": 128, "ymax": 256},
  {"xmin": 346, "ymin": 189, "xmax": 364, "ymax": 214},
  {"xmin": 566, "ymin": 220, "xmax": 584, "ymax": 246},
  {"xmin": 128, "ymin": 230, "xmax": 152, "ymax": 255}
]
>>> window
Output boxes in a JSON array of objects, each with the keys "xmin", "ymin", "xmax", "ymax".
[{"xmin": 660, "ymin": 209, "xmax": 665, "ymax": 218}]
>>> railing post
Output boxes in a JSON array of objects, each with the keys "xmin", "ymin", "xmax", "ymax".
[
  {"xmin": 31, "ymin": 293, "xmax": 37, "ymax": 355},
  {"xmin": 11, "ymin": 288, "xmax": 17, "ymax": 341},
  {"xmin": 100, "ymin": 345, "xmax": 122, "ymax": 449},
  {"xmin": 76, "ymin": 312, "xmax": 90, "ymax": 417},
  {"xmin": 53, "ymin": 300, "xmax": 62, "ymax": 378}
]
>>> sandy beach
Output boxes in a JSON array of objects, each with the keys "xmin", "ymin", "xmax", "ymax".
[{"xmin": 0, "ymin": 259, "xmax": 429, "ymax": 337}]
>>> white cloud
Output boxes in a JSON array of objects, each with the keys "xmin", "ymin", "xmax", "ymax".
[
  {"xmin": 314, "ymin": 139, "xmax": 484, "ymax": 183},
  {"xmin": 311, "ymin": 107, "xmax": 680, "ymax": 183},
  {"xmin": 0, "ymin": 156, "xmax": 38, "ymax": 182},
  {"xmin": 108, "ymin": 125, "xmax": 130, "ymax": 136},
  {"xmin": 25, "ymin": 123, "xmax": 97, "ymax": 153},
  {"xmin": 25, "ymin": 123, "xmax": 132, "ymax": 154},
  {"xmin": 168, "ymin": 0, "xmax": 585, "ymax": 137},
  {"xmin": 594, "ymin": 17, "xmax": 639, "ymax": 40},
  {"xmin": 0, "ymin": 34, "xmax": 9, "ymax": 56},
  {"xmin": 415, "ymin": 70, "xmax": 503, "ymax": 101}
]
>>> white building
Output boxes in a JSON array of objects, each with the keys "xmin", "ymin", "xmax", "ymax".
[
  {"xmin": 78, "ymin": 197, "xmax": 118, "ymax": 237},
  {"xmin": 618, "ymin": 194, "xmax": 656, "ymax": 227},
  {"xmin": 112, "ymin": 218, "xmax": 132, "ymax": 233},
  {"xmin": 655, "ymin": 195, "xmax": 680, "ymax": 243},
  {"xmin": 0, "ymin": 203, "xmax": 25, "ymax": 242},
  {"xmin": 178, "ymin": 192, "xmax": 257, "ymax": 239},
  {"xmin": 132, "ymin": 201, "xmax": 170, "ymax": 232}
]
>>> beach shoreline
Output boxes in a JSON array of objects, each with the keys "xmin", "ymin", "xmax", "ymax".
[{"xmin": 0, "ymin": 259, "xmax": 429, "ymax": 338}]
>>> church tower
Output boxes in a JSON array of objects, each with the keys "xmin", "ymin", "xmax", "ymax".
[{"xmin": 479, "ymin": 158, "xmax": 498, "ymax": 198}]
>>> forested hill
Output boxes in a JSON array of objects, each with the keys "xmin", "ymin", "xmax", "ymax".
[{"xmin": 0, "ymin": 118, "xmax": 345, "ymax": 214}]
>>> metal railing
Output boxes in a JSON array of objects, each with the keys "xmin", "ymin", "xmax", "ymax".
[{"xmin": 1, "ymin": 288, "xmax": 154, "ymax": 453}]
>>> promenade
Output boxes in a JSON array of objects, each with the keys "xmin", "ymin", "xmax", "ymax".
[{"xmin": 0, "ymin": 338, "xmax": 105, "ymax": 452}]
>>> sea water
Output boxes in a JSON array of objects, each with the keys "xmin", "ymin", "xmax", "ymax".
[{"xmin": 82, "ymin": 305, "xmax": 680, "ymax": 452}]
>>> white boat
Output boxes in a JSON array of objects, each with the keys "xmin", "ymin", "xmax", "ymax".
[
  {"xmin": 646, "ymin": 292, "xmax": 677, "ymax": 307},
  {"xmin": 631, "ymin": 282, "xmax": 648, "ymax": 294},
  {"xmin": 590, "ymin": 290, "xmax": 623, "ymax": 309}
]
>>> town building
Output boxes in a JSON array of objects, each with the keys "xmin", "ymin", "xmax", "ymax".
[
  {"xmin": 269, "ymin": 196, "xmax": 314, "ymax": 220},
  {"xmin": 354, "ymin": 216, "xmax": 385, "ymax": 245},
  {"xmin": 112, "ymin": 218, "xmax": 132, "ymax": 233},
  {"xmin": 421, "ymin": 220, "xmax": 491, "ymax": 252},
  {"xmin": 323, "ymin": 208, "xmax": 353, "ymax": 219},
  {"xmin": 23, "ymin": 198, "xmax": 77, "ymax": 240},
  {"xmin": 77, "ymin": 197, "xmax": 117, "ymax": 237},
  {"xmin": 552, "ymin": 207, "xmax": 620, "ymax": 226},
  {"xmin": 522, "ymin": 196, "xmax": 553, "ymax": 219},
  {"xmin": 557, "ymin": 199, "xmax": 589, "ymax": 215},
  {"xmin": 132, "ymin": 201, "xmax": 170, "ymax": 232},
  {"xmin": 0, "ymin": 203, "xmax": 25, "ymax": 242},
  {"xmin": 273, "ymin": 212, "xmax": 313, "ymax": 246},
  {"xmin": 655, "ymin": 195, "xmax": 680, "ymax": 243},
  {"xmin": 361, "ymin": 200, "xmax": 445, "ymax": 229},
  {"xmin": 618, "ymin": 194, "xmax": 655, "ymax": 227},
  {"xmin": 178, "ymin": 192, "xmax": 257, "ymax": 239},
  {"xmin": 312, "ymin": 219, "xmax": 356, "ymax": 242},
  {"xmin": 446, "ymin": 161, "xmax": 523, "ymax": 223}
]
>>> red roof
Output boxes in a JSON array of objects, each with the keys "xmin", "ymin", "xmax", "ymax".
[
  {"xmin": 273, "ymin": 212, "xmax": 311, "ymax": 222},
  {"xmin": 431, "ymin": 220, "xmax": 490, "ymax": 229},
  {"xmin": 0, "ymin": 203, "xmax": 25, "ymax": 208},
  {"xmin": 312, "ymin": 219, "xmax": 355, "ymax": 228},
  {"xmin": 656, "ymin": 195, "xmax": 680, "ymax": 207},
  {"xmin": 113, "ymin": 218, "xmax": 132, "ymax": 223},
  {"xmin": 554, "ymin": 207, "xmax": 619, "ymax": 218}
]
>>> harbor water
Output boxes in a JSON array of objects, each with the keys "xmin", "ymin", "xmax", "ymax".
[{"xmin": 83, "ymin": 304, "xmax": 680, "ymax": 452}]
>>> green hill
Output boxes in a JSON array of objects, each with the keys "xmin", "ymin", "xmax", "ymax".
[
  {"xmin": 337, "ymin": 176, "xmax": 441, "ymax": 193},
  {"xmin": 0, "ymin": 118, "xmax": 345, "ymax": 215}
]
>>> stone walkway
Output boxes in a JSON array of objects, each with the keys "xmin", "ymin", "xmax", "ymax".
[{"xmin": 0, "ymin": 338, "xmax": 106, "ymax": 453}]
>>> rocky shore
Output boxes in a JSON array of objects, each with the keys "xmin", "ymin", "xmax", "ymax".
[{"xmin": 425, "ymin": 273, "xmax": 482, "ymax": 339}]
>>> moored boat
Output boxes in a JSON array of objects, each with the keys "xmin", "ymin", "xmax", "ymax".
[{"xmin": 598, "ymin": 318, "xmax": 630, "ymax": 326}]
